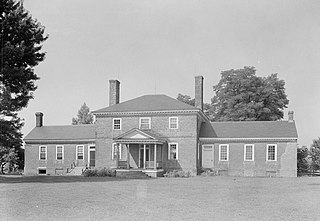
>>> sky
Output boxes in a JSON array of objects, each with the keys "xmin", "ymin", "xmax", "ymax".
[{"xmin": 20, "ymin": 0, "xmax": 320, "ymax": 147}]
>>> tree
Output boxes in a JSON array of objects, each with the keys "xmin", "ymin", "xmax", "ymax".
[
  {"xmin": 211, "ymin": 66, "xmax": 289, "ymax": 121},
  {"xmin": 309, "ymin": 137, "xmax": 320, "ymax": 174},
  {"xmin": 177, "ymin": 94, "xmax": 213, "ymax": 120},
  {"xmin": 72, "ymin": 103, "xmax": 94, "ymax": 125},
  {"xmin": 297, "ymin": 146, "xmax": 309, "ymax": 174},
  {"xmin": 0, "ymin": 0, "xmax": 48, "ymax": 172}
]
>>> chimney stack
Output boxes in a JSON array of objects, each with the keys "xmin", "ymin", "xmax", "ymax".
[
  {"xmin": 35, "ymin": 112, "xmax": 43, "ymax": 127},
  {"xmin": 109, "ymin": 80, "xmax": 120, "ymax": 106},
  {"xmin": 195, "ymin": 76, "xmax": 204, "ymax": 111},
  {"xmin": 288, "ymin": 111, "xmax": 294, "ymax": 122}
]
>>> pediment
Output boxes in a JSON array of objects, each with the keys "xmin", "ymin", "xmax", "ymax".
[{"xmin": 114, "ymin": 128, "xmax": 156, "ymax": 140}]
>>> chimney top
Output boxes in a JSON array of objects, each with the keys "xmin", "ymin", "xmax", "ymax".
[
  {"xmin": 195, "ymin": 75, "xmax": 204, "ymax": 111},
  {"xmin": 35, "ymin": 112, "xmax": 43, "ymax": 127},
  {"xmin": 288, "ymin": 111, "xmax": 294, "ymax": 122},
  {"xmin": 109, "ymin": 80, "xmax": 120, "ymax": 106}
]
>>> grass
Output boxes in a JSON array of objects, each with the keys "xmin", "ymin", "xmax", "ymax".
[{"xmin": 1, "ymin": 175, "xmax": 320, "ymax": 221}]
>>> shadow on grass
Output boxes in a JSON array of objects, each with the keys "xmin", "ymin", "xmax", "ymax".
[{"xmin": 0, "ymin": 175, "xmax": 150, "ymax": 184}]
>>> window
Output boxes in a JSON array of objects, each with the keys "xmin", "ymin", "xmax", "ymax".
[
  {"xmin": 168, "ymin": 143, "xmax": 178, "ymax": 160},
  {"xmin": 219, "ymin": 144, "xmax": 229, "ymax": 161},
  {"xmin": 76, "ymin": 145, "xmax": 84, "ymax": 160},
  {"xmin": 38, "ymin": 168, "xmax": 46, "ymax": 175},
  {"xmin": 169, "ymin": 117, "xmax": 178, "ymax": 129},
  {"xmin": 39, "ymin": 146, "xmax": 47, "ymax": 160},
  {"xmin": 56, "ymin": 145, "xmax": 64, "ymax": 160},
  {"xmin": 113, "ymin": 118, "xmax": 121, "ymax": 130},
  {"xmin": 267, "ymin": 144, "xmax": 277, "ymax": 161},
  {"xmin": 139, "ymin": 117, "xmax": 151, "ymax": 129},
  {"xmin": 244, "ymin": 144, "xmax": 254, "ymax": 161},
  {"xmin": 112, "ymin": 143, "xmax": 122, "ymax": 160}
]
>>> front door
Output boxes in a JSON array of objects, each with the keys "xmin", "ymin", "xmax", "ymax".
[
  {"xmin": 139, "ymin": 148, "xmax": 150, "ymax": 168},
  {"xmin": 89, "ymin": 151, "xmax": 95, "ymax": 168},
  {"xmin": 202, "ymin": 145, "xmax": 214, "ymax": 168}
]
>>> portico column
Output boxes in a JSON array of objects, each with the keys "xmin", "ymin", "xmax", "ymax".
[
  {"xmin": 154, "ymin": 144, "xmax": 157, "ymax": 170},
  {"xmin": 116, "ymin": 143, "xmax": 119, "ymax": 168},
  {"xmin": 127, "ymin": 144, "xmax": 130, "ymax": 169},
  {"xmin": 143, "ymin": 144, "xmax": 146, "ymax": 169}
]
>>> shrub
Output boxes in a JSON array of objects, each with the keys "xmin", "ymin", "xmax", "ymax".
[
  {"xmin": 83, "ymin": 168, "xmax": 116, "ymax": 177},
  {"xmin": 163, "ymin": 169, "xmax": 192, "ymax": 178},
  {"xmin": 200, "ymin": 168, "xmax": 218, "ymax": 177}
]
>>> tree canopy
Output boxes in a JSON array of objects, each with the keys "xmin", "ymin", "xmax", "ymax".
[
  {"xmin": 211, "ymin": 66, "xmax": 289, "ymax": 121},
  {"xmin": 0, "ymin": 0, "xmax": 47, "ymax": 172},
  {"xmin": 72, "ymin": 103, "xmax": 94, "ymax": 125}
]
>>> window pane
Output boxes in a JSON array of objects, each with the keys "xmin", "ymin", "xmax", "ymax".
[
  {"xmin": 140, "ymin": 118, "xmax": 150, "ymax": 129},
  {"xmin": 170, "ymin": 144, "xmax": 177, "ymax": 159},
  {"xmin": 113, "ymin": 119, "xmax": 121, "ymax": 130},
  {"xmin": 57, "ymin": 146, "xmax": 63, "ymax": 160},
  {"xmin": 245, "ymin": 145, "xmax": 253, "ymax": 161},
  {"xmin": 77, "ymin": 146, "xmax": 84, "ymax": 160},
  {"xmin": 170, "ymin": 118, "xmax": 178, "ymax": 129},
  {"xmin": 40, "ymin": 147, "xmax": 46, "ymax": 160},
  {"xmin": 220, "ymin": 145, "xmax": 228, "ymax": 161},
  {"xmin": 268, "ymin": 146, "xmax": 275, "ymax": 161}
]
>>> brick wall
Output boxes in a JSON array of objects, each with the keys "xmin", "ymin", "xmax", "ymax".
[
  {"xmin": 95, "ymin": 113, "xmax": 198, "ymax": 173},
  {"xmin": 200, "ymin": 141, "xmax": 297, "ymax": 177},
  {"xmin": 24, "ymin": 143, "xmax": 94, "ymax": 175}
]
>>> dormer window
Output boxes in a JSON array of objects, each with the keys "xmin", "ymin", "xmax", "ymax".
[
  {"xmin": 113, "ymin": 118, "xmax": 121, "ymax": 130},
  {"xmin": 139, "ymin": 117, "xmax": 151, "ymax": 130}
]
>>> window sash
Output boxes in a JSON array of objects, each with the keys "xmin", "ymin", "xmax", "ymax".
[
  {"xmin": 219, "ymin": 144, "xmax": 229, "ymax": 161},
  {"xmin": 267, "ymin": 145, "xmax": 277, "ymax": 161},
  {"xmin": 77, "ymin": 146, "xmax": 84, "ymax": 160},
  {"xmin": 168, "ymin": 143, "xmax": 178, "ymax": 160},
  {"xmin": 113, "ymin": 118, "xmax": 121, "ymax": 130},
  {"xmin": 169, "ymin": 117, "xmax": 178, "ymax": 129},
  {"xmin": 39, "ymin": 146, "xmax": 47, "ymax": 160},
  {"xmin": 56, "ymin": 145, "xmax": 64, "ymax": 160},
  {"xmin": 244, "ymin": 144, "xmax": 254, "ymax": 161},
  {"xmin": 112, "ymin": 143, "xmax": 122, "ymax": 160},
  {"xmin": 139, "ymin": 118, "xmax": 151, "ymax": 129}
]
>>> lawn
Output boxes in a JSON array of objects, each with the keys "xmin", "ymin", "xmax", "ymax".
[{"xmin": 1, "ymin": 175, "xmax": 320, "ymax": 221}]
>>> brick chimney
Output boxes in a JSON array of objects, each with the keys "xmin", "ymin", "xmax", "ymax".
[
  {"xmin": 109, "ymin": 80, "xmax": 120, "ymax": 106},
  {"xmin": 195, "ymin": 76, "xmax": 204, "ymax": 111},
  {"xmin": 288, "ymin": 111, "xmax": 294, "ymax": 122},
  {"xmin": 35, "ymin": 112, "xmax": 43, "ymax": 127}
]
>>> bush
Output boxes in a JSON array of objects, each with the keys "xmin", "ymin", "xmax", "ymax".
[
  {"xmin": 83, "ymin": 168, "xmax": 116, "ymax": 177},
  {"xmin": 200, "ymin": 168, "xmax": 218, "ymax": 177},
  {"xmin": 163, "ymin": 169, "xmax": 192, "ymax": 178}
]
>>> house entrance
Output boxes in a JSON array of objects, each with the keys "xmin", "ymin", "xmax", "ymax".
[
  {"xmin": 202, "ymin": 144, "xmax": 214, "ymax": 168},
  {"xmin": 139, "ymin": 147, "xmax": 150, "ymax": 168},
  {"xmin": 89, "ymin": 146, "xmax": 95, "ymax": 168}
]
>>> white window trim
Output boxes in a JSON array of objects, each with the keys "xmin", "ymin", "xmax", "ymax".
[
  {"xmin": 37, "ymin": 167, "xmax": 47, "ymax": 175},
  {"xmin": 76, "ymin": 145, "xmax": 84, "ymax": 160},
  {"xmin": 39, "ymin": 146, "xmax": 47, "ymax": 160},
  {"xmin": 244, "ymin": 144, "xmax": 254, "ymax": 161},
  {"xmin": 168, "ymin": 143, "xmax": 178, "ymax": 160},
  {"xmin": 112, "ymin": 143, "xmax": 122, "ymax": 160},
  {"xmin": 113, "ymin": 118, "xmax": 122, "ymax": 130},
  {"xmin": 219, "ymin": 144, "xmax": 229, "ymax": 161},
  {"xmin": 139, "ymin": 117, "xmax": 151, "ymax": 129},
  {"xmin": 169, "ymin": 117, "xmax": 179, "ymax": 129},
  {"xmin": 56, "ymin": 145, "xmax": 64, "ymax": 160},
  {"xmin": 266, "ymin": 144, "xmax": 277, "ymax": 161}
]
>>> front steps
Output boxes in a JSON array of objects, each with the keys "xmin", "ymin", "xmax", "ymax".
[{"xmin": 66, "ymin": 166, "xmax": 86, "ymax": 176}]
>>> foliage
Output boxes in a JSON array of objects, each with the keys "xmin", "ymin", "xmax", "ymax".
[
  {"xmin": 200, "ymin": 168, "xmax": 218, "ymax": 176},
  {"xmin": 297, "ymin": 146, "xmax": 309, "ymax": 174},
  {"xmin": 177, "ymin": 94, "xmax": 213, "ymax": 120},
  {"xmin": 163, "ymin": 169, "xmax": 192, "ymax": 178},
  {"xmin": 309, "ymin": 137, "xmax": 320, "ymax": 173},
  {"xmin": 0, "ymin": 0, "xmax": 47, "ymax": 172},
  {"xmin": 72, "ymin": 102, "xmax": 94, "ymax": 125},
  {"xmin": 83, "ymin": 168, "xmax": 116, "ymax": 177},
  {"xmin": 211, "ymin": 66, "xmax": 289, "ymax": 121}
]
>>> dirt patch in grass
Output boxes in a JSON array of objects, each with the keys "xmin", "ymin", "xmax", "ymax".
[{"xmin": 2, "ymin": 176, "xmax": 320, "ymax": 221}]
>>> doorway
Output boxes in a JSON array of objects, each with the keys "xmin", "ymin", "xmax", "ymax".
[{"xmin": 139, "ymin": 147, "xmax": 150, "ymax": 168}]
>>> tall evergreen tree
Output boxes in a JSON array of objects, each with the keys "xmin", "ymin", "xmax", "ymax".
[
  {"xmin": 72, "ymin": 103, "xmax": 94, "ymax": 125},
  {"xmin": 0, "ymin": 0, "xmax": 48, "ymax": 172}
]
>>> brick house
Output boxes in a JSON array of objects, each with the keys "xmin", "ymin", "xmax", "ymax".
[{"xmin": 24, "ymin": 76, "xmax": 298, "ymax": 177}]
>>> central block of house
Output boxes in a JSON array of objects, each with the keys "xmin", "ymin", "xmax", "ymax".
[{"xmin": 24, "ymin": 76, "xmax": 298, "ymax": 177}]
